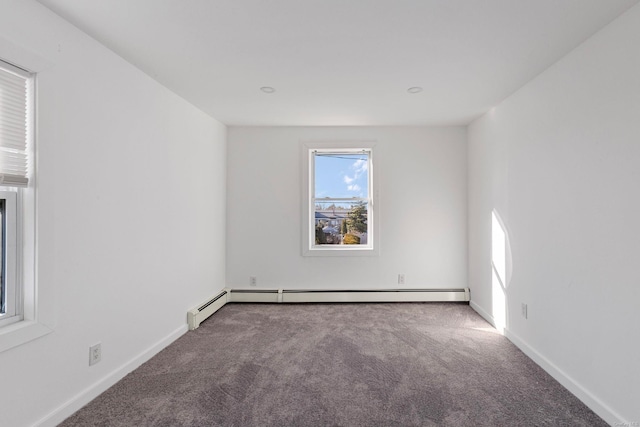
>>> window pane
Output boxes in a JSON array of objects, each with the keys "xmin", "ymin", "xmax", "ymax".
[
  {"xmin": 0, "ymin": 199, "xmax": 4, "ymax": 314},
  {"xmin": 314, "ymin": 153, "xmax": 368, "ymax": 199},
  {"xmin": 314, "ymin": 200, "xmax": 368, "ymax": 246}
]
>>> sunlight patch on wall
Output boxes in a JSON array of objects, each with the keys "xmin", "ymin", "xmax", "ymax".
[{"xmin": 491, "ymin": 210, "xmax": 507, "ymax": 333}]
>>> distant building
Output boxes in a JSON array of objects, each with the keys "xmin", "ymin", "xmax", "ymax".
[{"xmin": 314, "ymin": 210, "xmax": 348, "ymax": 228}]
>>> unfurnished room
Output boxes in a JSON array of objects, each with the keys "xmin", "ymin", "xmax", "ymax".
[{"xmin": 0, "ymin": 1, "xmax": 639, "ymax": 426}]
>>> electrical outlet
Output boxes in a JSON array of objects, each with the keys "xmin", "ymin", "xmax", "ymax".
[
  {"xmin": 521, "ymin": 303, "xmax": 528, "ymax": 319},
  {"xmin": 398, "ymin": 274, "xmax": 405, "ymax": 285},
  {"xmin": 249, "ymin": 276, "xmax": 257, "ymax": 286},
  {"xmin": 89, "ymin": 343, "xmax": 102, "ymax": 366}
]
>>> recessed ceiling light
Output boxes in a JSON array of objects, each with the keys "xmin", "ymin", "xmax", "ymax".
[
  {"xmin": 260, "ymin": 86, "xmax": 275, "ymax": 93},
  {"xmin": 407, "ymin": 87, "xmax": 423, "ymax": 94}
]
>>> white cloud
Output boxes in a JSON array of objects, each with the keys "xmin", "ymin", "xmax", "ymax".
[
  {"xmin": 353, "ymin": 159, "xmax": 367, "ymax": 170},
  {"xmin": 352, "ymin": 159, "xmax": 368, "ymax": 179},
  {"xmin": 348, "ymin": 184, "xmax": 361, "ymax": 191},
  {"xmin": 343, "ymin": 175, "xmax": 354, "ymax": 184}
]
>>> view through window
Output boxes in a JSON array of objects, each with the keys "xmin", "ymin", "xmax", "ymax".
[
  {"xmin": 312, "ymin": 150, "xmax": 371, "ymax": 248},
  {"xmin": 0, "ymin": 199, "xmax": 4, "ymax": 314}
]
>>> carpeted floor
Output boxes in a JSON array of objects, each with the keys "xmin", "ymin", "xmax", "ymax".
[{"xmin": 61, "ymin": 302, "xmax": 606, "ymax": 426}]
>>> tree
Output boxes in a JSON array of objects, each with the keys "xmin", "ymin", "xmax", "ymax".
[
  {"xmin": 343, "ymin": 234, "xmax": 361, "ymax": 244},
  {"xmin": 340, "ymin": 219, "xmax": 348, "ymax": 235},
  {"xmin": 346, "ymin": 202, "xmax": 367, "ymax": 234},
  {"xmin": 315, "ymin": 224, "xmax": 327, "ymax": 244}
]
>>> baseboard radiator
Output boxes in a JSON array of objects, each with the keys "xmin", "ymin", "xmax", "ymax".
[
  {"xmin": 187, "ymin": 289, "xmax": 229, "ymax": 330},
  {"xmin": 188, "ymin": 288, "xmax": 470, "ymax": 330}
]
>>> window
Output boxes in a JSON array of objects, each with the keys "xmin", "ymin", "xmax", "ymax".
[
  {"xmin": 302, "ymin": 143, "xmax": 378, "ymax": 256},
  {"xmin": 0, "ymin": 59, "xmax": 32, "ymax": 330},
  {"xmin": 0, "ymin": 192, "xmax": 17, "ymax": 325}
]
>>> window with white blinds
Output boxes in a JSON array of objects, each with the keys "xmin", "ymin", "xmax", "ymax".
[{"xmin": 0, "ymin": 60, "xmax": 32, "ymax": 187}]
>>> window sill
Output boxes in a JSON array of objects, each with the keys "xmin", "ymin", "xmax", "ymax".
[
  {"xmin": 303, "ymin": 246, "xmax": 379, "ymax": 257},
  {"xmin": 0, "ymin": 320, "xmax": 53, "ymax": 353}
]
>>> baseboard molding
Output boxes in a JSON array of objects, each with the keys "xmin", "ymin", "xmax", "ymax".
[
  {"xmin": 280, "ymin": 288, "xmax": 469, "ymax": 303},
  {"xmin": 505, "ymin": 329, "xmax": 626, "ymax": 426},
  {"xmin": 470, "ymin": 300, "xmax": 626, "ymax": 426},
  {"xmin": 188, "ymin": 287, "xmax": 470, "ymax": 330},
  {"xmin": 469, "ymin": 300, "xmax": 496, "ymax": 328},
  {"xmin": 228, "ymin": 287, "xmax": 470, "ymax": 304},
  {"xmin": 34, "ymin": 324, "xmax": 188, "ymax": 427},
  {"xmin": 469, "ymin": 299, "xmax": 508, "ymax": 334},
  {"xmin": 183, "ymin": 287, "xmax": 390, "ymax": 329},
  {"xmin": 229, "ymin": 288, "xmax": 280, "ymax": 303}
]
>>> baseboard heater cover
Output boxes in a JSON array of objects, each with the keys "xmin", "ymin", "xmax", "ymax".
[
  {"xmin": 188, "ymin": 288, "xmax": 470, "ymax": 329},
  {"xmin": 230, "ymin": 289, "xmax": 280, "ymax": 303},
  {"xmin": 226, "ymin": 288, "xmax": 470, "ymax": 304},
  {"xmin": 279, "ymin": 288, "xmax": 470, "ymax": 303},
  {"xmin": 187, "ymin": 289, "xmax": 229, "ymax": 330}
]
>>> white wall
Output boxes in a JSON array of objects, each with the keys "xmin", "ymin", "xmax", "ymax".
[
  {"xmin": 227, "ymin": 126, "xmax": 467, "ymax": 289},
  {"xmin": 468, "ymin": 3, "xmax": 640, "ymax": 425},
  {"xmin": 0, "ymin": 1, "xmax": 226, "ymax": 426}
]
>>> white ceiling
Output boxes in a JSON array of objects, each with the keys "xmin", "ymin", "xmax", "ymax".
[{"xmin": 37, "ymin": 0, "xmax": 639, "ymax": 126}]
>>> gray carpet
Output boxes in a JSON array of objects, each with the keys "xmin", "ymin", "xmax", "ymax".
[{"xmin": 61, "ymin": 303, "xmax": 606, "ymax": 426}]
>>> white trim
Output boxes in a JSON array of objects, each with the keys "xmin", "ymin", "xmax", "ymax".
[
  {"xmin": 187, "ymin": 289, "xmax": 229, "ymax": 330},
  {"xmin": 0, "ymin": 191, "xmax": 18, "ymax": 324},
  {"xmin": 195, "ymin": 288, "xmax": 470, "ymax": 306},
  {"xmin": 301, "ymin": 141, "xmax": 379, "ymax": 257},
  {"xmin": 0, "ymin": 58, "xmax": 31, "ymax": 78},
  {"xmin": 229, "ymin": 289, "xmax": 279, "ymax": 303},
  {"xmin": 0, "ymin": 37, "xmax": 53, "ymax": 74},
  {"xmin": 196, "ymin": 288, "xmax": 470, "ymax": 306},
  {"xmin": 469, "ymin": 300, "xmax": 501, "ymax": 332},
  {"xmin": 0, "ymin": 319, "xmax": 51, "ymax": 353},
  {"xmin": 505, "ymin": 329, "xmax": 627, "ymax": 426},
  {"xmin": 227, "ymin": 288, "xmax": 470, "ymax": 304},
  {"xmin": 281, "ymin": 289, "xmax": 468, "ymax": 303},
  {"xmin": 33, "ymin": 325, "xmax": 188, "ymax": 427},
  {"xmin": 470, "ymin": 299, "xmax": 627, "ymax": 426}
]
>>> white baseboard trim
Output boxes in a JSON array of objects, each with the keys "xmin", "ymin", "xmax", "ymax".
[
  {"xmin": 189, "ymin": 287, "xmax": 470, "ymax": 330},
  {"xmin": 469, "ymin": 300, "xmax": 507, "ymax": 334},
  {"xmin": 280, "ymin": 288, "xmax": 470, "ymax": 303},
  {"xmin": 228, "ymin": 287, "xmax": 470, "ymax": 304},
  {"xmin": 34, "ymin": 325, "xmax": 188, "ymax": 427},
  {"xmin": 505, "ymin": 329, "xmax": 627, "ymax": 426},
  {"xmin": 470, "ymin": 299, "xmax": 626, "ymax": 426},
  {"xmin": 469, "ymin": 300, "xmax": 496, "ymax": 328}
]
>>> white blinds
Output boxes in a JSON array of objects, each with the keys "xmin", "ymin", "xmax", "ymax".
[{"xmin": 0, "ymin": 60, "xmax": 32, "ymax": 187}]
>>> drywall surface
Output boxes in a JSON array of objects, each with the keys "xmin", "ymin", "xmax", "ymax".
[
  {"xmin": 468, "ymin": 3, "xmax": 640, "ymax": 424},
  {"xmin": 227, "ymin": 126, "xmax": 467, "ymax": 289},
  {"xmin": 0, "ymin": 1, "xmax": 226, "ymax": 425}
]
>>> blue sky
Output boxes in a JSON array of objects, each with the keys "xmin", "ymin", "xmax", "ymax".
[{"xmin": 314, "ymin": 153, "xmax": 368, "ymax": 200}]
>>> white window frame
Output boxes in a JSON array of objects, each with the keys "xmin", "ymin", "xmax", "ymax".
[
  {"xmin": 0, "ymin": 54, "xmax": 50, "ymax": 353},
  {"xmin": 0, "ymin": 184, "xmax": 44, "ymax": 354},
  {"xmin": 0, "ymin": 191, "xmax": 18, "ymax": 327},
  {"xmin": 301, "ymin": 141, "xmax": 379, "ymax": 257}
]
